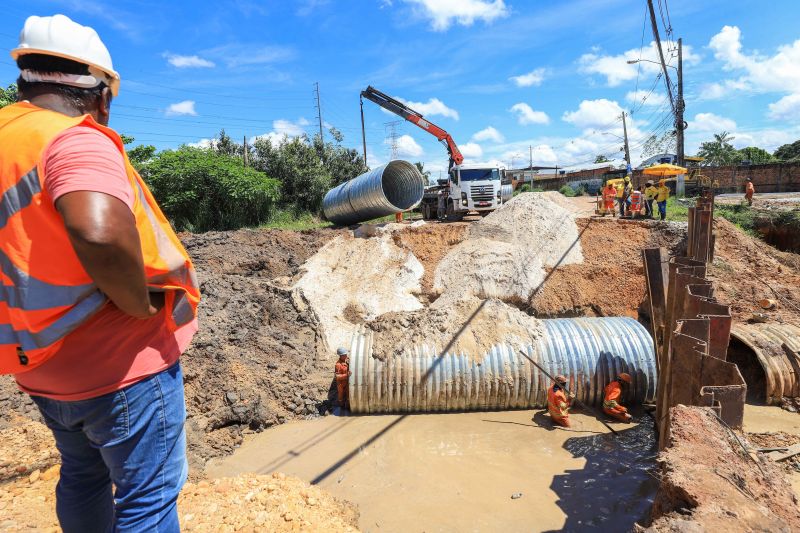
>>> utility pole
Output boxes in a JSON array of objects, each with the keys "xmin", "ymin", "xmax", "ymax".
[
  {"xmin": 529, "ymin": 145, "xmax": 533, "ymax": 169},
  {"xmin": 646, "ymin": 0, "xmax": 675, "ymax": 116},
  {"xmin": 314, "ymin": 82, "xmax": 324, "ymax": 142},
  {"xmin": 360, "ymin": 96, "xmax": 368, "ymax": 166},
  {"xmin": 621, "ymin": 112, "xmax": 631, "ymax": 169},
  {"xmin": 676, "ymin": 38, "xmax": 685, "ymax": 168},
  {"xmin": 243, "ymin": 136, "xmax": 248, "ymax": 167}
]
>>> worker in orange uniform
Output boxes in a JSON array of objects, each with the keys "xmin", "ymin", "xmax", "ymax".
[
  {"xmin": 335, "ymin": 347, "xmax": 352, "ymax": 410},
  {"xmin": 603, "ymin": 373, "xmax": 633, "ymax": 422},
  {"xmin": 547, "ymin": 374, "xmax": 574, "ymax": 427},
  {"xmin": 601, "ymin": 181, "xmax": 617, "ymax": 217},
  {"xmin": 395, "ymin": 211, "xmax": 403, "ymax": 223},
  {"xmin": 629, "ymin": 187, "xmax": 643, "ymax": 218},
  {"xmin": 744, "ymin": 177, "xmax": 755, "ymax": 206}
]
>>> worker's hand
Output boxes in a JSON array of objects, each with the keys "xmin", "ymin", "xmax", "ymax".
[{"xmin": 56, "ymin": 191, "xmax": 152, "ymax": 319}]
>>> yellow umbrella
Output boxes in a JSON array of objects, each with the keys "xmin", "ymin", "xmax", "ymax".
[{"xmin": 643, "ymin": 163, "xmax": 688, "ymax": 176}]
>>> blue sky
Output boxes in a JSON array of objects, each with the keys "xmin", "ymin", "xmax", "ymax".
[{"xmin": 3, "ymin": 0, "xmax": 799, "ymax": 176}]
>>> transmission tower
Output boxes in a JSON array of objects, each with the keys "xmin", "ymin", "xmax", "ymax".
[
  {"xmin": 384, "ymin": 120, "xmax": 402, "ymax": 160},
  {"xmin": 313, "ymin": 82, "xmax": 324, "ymax": 142}
]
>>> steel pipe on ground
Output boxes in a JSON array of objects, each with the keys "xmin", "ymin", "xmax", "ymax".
[
  {"xmin": 348, "ymin": 317, "xmax": 656, "ymax": 414},
  {"xmin": 323, "ymin": 160, "xmax": 425, "ymax": 226}
]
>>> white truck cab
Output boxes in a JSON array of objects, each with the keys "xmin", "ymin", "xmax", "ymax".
[{"xmin": 448, "ymin": 164, "xmax": 505, "ymax": 218}]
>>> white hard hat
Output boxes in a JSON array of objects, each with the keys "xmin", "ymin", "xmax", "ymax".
[{"xmin": 11, "ymin": 14, "xmax": 120, "ymax": 96}]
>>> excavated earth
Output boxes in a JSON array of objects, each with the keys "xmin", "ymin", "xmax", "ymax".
[{"xmin": 3, "ymin": 193, "xmax": 800, "ymax": 531}]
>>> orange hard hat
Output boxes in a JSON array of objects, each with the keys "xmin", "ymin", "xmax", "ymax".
[
  {"xmin": 554, "ymin": 374, "xmax": 567, "ymax": 384},
  {"xmin": 618, "ymin": 373, "xmax": 632, "ymax": 383}
]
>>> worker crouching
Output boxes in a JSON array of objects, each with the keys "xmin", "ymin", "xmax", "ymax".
[
  {"xmin": 603, "ymin": 373, "xmax": 633, "ymax": 422},
  {"xmin": 334, "ymin": 347, "xmax": 351, "ymax": 410},
  {"xmin": 547, "ymin": 375, "xmax": 574, "ymax": 427}
]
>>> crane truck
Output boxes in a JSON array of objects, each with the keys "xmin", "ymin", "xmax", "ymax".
[{"xmin": 361, "ymin": 86, "xmax": 509, "ymax": 221}]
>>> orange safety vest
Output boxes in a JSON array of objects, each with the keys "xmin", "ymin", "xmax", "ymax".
[
  {"xmin": 603, "ymin": 381, "xmax": 623, "ymax": 410},
  {"xmin": 0, "ymin": 102, "xmax": 200, "ymax": 374},
  {"xmin": 547, "ymin": 384, "xmax": 570, "ymax": 418},
  {"xmin": 630, "ymin": 190, "xmax": 642, "ymax": 212}
]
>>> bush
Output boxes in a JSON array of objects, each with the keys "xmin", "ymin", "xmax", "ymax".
[
  {"xmin": 559, "ymin": 184, "xmax": 584, "ymax": 197},
  {"xmin": 139, "ymin": 147, "xmax": 280, "ymax": 232}
]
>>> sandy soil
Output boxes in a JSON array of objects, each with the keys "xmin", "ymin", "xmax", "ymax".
[
  {"xmin": 207, "ymin": 409, "xmax": 658, "ymax": 533},
  {"xmin": 391, "ymin": 222, "xmax": 467, "ymax": 296},
  {"xmin": 0, "ymin": 417, "xmax": 360, "ymax": 532},
  {"xmin": 647, "ymin": 405, "xmax": 800, "ymax": 531}
]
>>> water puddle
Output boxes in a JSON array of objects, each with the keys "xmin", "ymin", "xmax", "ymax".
[{"xmin": 206, "ymin": 409, "xmax": 658, "ymax": 532}]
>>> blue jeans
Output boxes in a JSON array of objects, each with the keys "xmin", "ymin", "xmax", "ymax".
[
  {"xmin": 31, "ymin": 363, "xmax": 188, "ymax": 533},
  {"xmin": 658, "ymin": 200, "xmax": 667, "ymax": 220}
]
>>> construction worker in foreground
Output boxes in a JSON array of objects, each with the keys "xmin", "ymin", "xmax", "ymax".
[
  {"xmin": 1, "ymin": 15, "xmax": 200, "ymax": 532},
  {"xmin": 745, "ymin": 177, "xmax": 755, "ymax": 206},
  {"xmin": 603, "ymin": 373, "xmax": 633, "ymax": 422},
  {"xmin": 601, "ymin": 181, "xmax": 617, "ymax": 217},
  {"xmin": 644, "ymin": 180, "xmax": 658, "ymax": 218},
  {"xmin": 335, "ymin": 347, "xmax": 352, "ymax": 410},
  {"xmin": 547, "ymin": 374, "xmax": 574, "ymax": 427},
  {"xmin": 629, "ymin": 186, "xmax": 643, "ymax": 218},
  {"xmin": 656, "ymin": 179, "xmax": 670, "ymax": 221}
]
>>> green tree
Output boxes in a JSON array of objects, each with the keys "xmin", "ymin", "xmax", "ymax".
[
  {"xmin": 594, "ymin": 155, "xmax": 611, "ymax": 164},
  {"xmin": 697, "ymin": 132, "xmax": 742, "ymax": 166},
  {"xmin": 774, "ymin": 140, "xmax": 800, "ymax": 161},
  {"xmin": 0, "ymin": 84, "xmax": 18, "ymax": 109},
  {"xmin": 738, "ymin": 146, "xmax": 775, "ymax": 164},
  {"xmin": 128, "ymin": 144, "xmax": 157, "ymax": 168},
  {"xmin": 414, "ymin": 161, "xmax": 432, "ymax": 181},
  {"xmin": 139, "ymin": 147, "xmax": 279, "ymax": 232}
]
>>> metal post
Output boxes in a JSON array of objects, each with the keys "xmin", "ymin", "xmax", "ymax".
[
  {"xmin": 314, "ymin": 82, "xmax": 324, "ymax": 142},
  {"xmin": 360, "ymin": 96, "xmax": 368, "ymax": 167},
  {"xmin": 622, "ymin": 111, "xmax": 631, "ymax": 168},
  {"xmin": 676, "ymin": 38, "xmax": 686, "ymax": 197},
  {"xmin": 647, "ymin": 0, "xmax": 676, "ymax": 115}
]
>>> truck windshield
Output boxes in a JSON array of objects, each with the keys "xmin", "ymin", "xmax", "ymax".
[{"xmin": 460, "ymin": 169, "xmax": 500, "ymax": 181}]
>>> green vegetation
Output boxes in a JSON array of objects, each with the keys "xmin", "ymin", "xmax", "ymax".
[
  {"xmin": 774, "ymin": 140, "xmax": 800, "ymax": 161},
  {"xmin": 738, "ymin": 146, "xmax": 775, "ymax": 164},
  {"xmin": 0, "ymin": 84, "xmax": 17, "ymax": 108},
  {"xmin": 559, "ymin": 184, "xmax": 585, "ymax": 197},
  {"xmin": 664, "ymin": 196, "xmax": 688, "ymax": 222},
  {"xmin": 260, "ymin": 209, "xmax": 331, "ymax": 231},
  {"xmin": 697, "ymin": 131, "xmax": 741, "ymax": 166},
  {"xmin": 140, "ymin": 147, "xmax": 280, "ymax": 232},
  {"xmin": 714, "ymin": 204, "xmax": 758, "ymax": 236}
]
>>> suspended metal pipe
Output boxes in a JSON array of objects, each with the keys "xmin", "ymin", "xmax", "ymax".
[
  {"xmin": 348, "ymin": 317, "xmax": 656, "ymax": 414},
  {"xmin": 322, "ymin": 160, "xmax": 425, "ymax": 226}
]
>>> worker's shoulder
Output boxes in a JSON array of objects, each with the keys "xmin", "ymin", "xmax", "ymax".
[{"xmin": 46, "ymin": 124, "xmax": 122, "ymax": 158}]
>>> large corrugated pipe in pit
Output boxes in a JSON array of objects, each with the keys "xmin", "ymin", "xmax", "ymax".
[
  {"xmin": 347, "ymin": 317, "xmax": 656, "ymax": 414},
  {"xmin": 322, "ymin": 160, "xmax": 425, "ymax": 226}
]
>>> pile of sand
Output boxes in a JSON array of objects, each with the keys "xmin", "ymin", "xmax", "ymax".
[
  {"xmin": 433, "ymin": 193, "xmax": 583, "ymax": 303},
  {"xmin": 293, "ymin": 233, "xmax": 424, "ymax": 351},
  {"xmin": 368, "ymin": 294, "xmax": 544, "ymax": 361}
]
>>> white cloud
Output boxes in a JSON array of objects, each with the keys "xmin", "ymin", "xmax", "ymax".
[
  {"xmin": 253, "ymin": 118, "xmax": 310, "ymax": 144},
  {"xmin": 205, "ymin": 44, "xmax": 295, "ymax": 68},
  {"xmin": 769, "ymin": 93, "xmax": 800, "ymax": 121},
  {"xmin": 562, "ymin": 99, "xmax": 623, "ymax": 129},
  {"xmin": 188, "ymin": 138, "xmax": 213, "ymax": 149},
  {"xmin": 509, "ymin": 68, "xmax": 547, "ymax": 87},
  {"xmin": 579, "ymin": 41, "xmax": 700, "ymax": 87},
  {"xmin": 398, "ymin": 97, "xmax": 459, "ymax": 120},
  {"xmin": 165, "ymin": 100, "xmax": 198, "ymax": 116},
  {"xmin": 625, "ymin": 90, "xmax": 666, "ymax": 108},
  {"xmin": 164, "ymin": 53, "xmax": 215, "ymax": 68},
  {"xmin": 708, "ymin": 26, "xmax": 800, "ymax": 94},
  {"xmin": 471, "ymin": 126, "xmax": 504, "ymax": 143},
  {"xmin": 460, "ymin": 142, "xmax": 483, "ymax": 159},
  {"xmin": 510, "ymin": 103, "xmax": 550, "ymax": 125},
  {"xmin": 389, "ymin": 134, "xmax": 424, "ymax": 158},
  {"xmin": 403, "ymin": 0, "xmax": 508, "ymax": 31},
  {"xmin": 690, "ymin": 112, "xmax": 737, "ymax": 133}
]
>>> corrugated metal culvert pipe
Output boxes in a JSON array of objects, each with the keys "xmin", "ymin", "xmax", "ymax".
[
  {"xmin": 347, "ymin": 317, "xmax": 656, "ymax": 414},
  {"xmin": 322, "ymin": 160, "xmax": 425, "ymax": 226}
]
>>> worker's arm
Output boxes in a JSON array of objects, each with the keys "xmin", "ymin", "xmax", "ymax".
[{"xmin": 56, "ymin": 191, "xmax": 157, "ymax": 319}]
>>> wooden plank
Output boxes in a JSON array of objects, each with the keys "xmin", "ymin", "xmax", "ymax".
[{"xmin": 767, "ymin": 443, "xmax": 800, "ymax": 462}]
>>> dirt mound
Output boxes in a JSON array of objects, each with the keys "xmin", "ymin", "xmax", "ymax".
[
  {"xmin": 0, "ymin": 228, "xmax": 342, "ymax": 476},
  {"xmin": 646, "ymin": 405, "xmax": 800, "ymax": 531},
  {"xmin": 391, "ymin": 223, "xmax": 467, "ymax": 295},
  {"xmin": 433, "ymin": 193, "xmax": 584, "ymax": 304},
  {"xmin": 0, "ymin": 418, "xmax": 360, "ymax": 533},
  {"xmin": 292, "ymin": 233, "xmax": 425, "ymax": 351},
  {"xmin": 530, "ymin": 219, "xmax": 686, "ymax": 317},
  {"xmin": 709, "ymin": 218, "xmax": 800, "ymax": 324},
  {"xmin": 368, "ymin": 295, "xmax": 544, "ymax": 361}
]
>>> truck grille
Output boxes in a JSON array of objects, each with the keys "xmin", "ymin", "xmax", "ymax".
[{"xmin": 470, "ymin": 185, "xmax": 494, "ymax": 202}]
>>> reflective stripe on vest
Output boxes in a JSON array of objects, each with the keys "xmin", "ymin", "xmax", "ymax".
[{"xmin": 0, "ymin": 168, "xmax": 40, "ymax": 231}]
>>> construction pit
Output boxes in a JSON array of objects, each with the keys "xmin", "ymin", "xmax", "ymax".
[{"xmin": 2, "ymin": 192, "xmax": 800, "ymax": 531}]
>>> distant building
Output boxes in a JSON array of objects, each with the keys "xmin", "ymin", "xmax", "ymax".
[{"xmin": 637, "ymin": 153, "xmax": 676, "ymax": 169}]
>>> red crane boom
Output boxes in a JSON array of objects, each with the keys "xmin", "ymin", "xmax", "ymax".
[{"xmin": 360, "ymin": 85, "xmax": 464, "ymax": 170}]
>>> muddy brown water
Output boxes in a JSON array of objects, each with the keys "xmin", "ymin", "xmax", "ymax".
[{"xmin": 207, "ymin": 409, "xmax": 658, "ymax": 532}]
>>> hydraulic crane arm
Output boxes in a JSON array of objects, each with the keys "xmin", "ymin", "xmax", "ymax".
[{"xmin": 361, "ymin": 85, "xmax": 464, "ymax": 170}]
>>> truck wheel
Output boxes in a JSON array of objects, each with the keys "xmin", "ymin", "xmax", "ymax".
[{"xmin": 446, "ymin": 201, "xmax": 463, "ymax": 222}]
